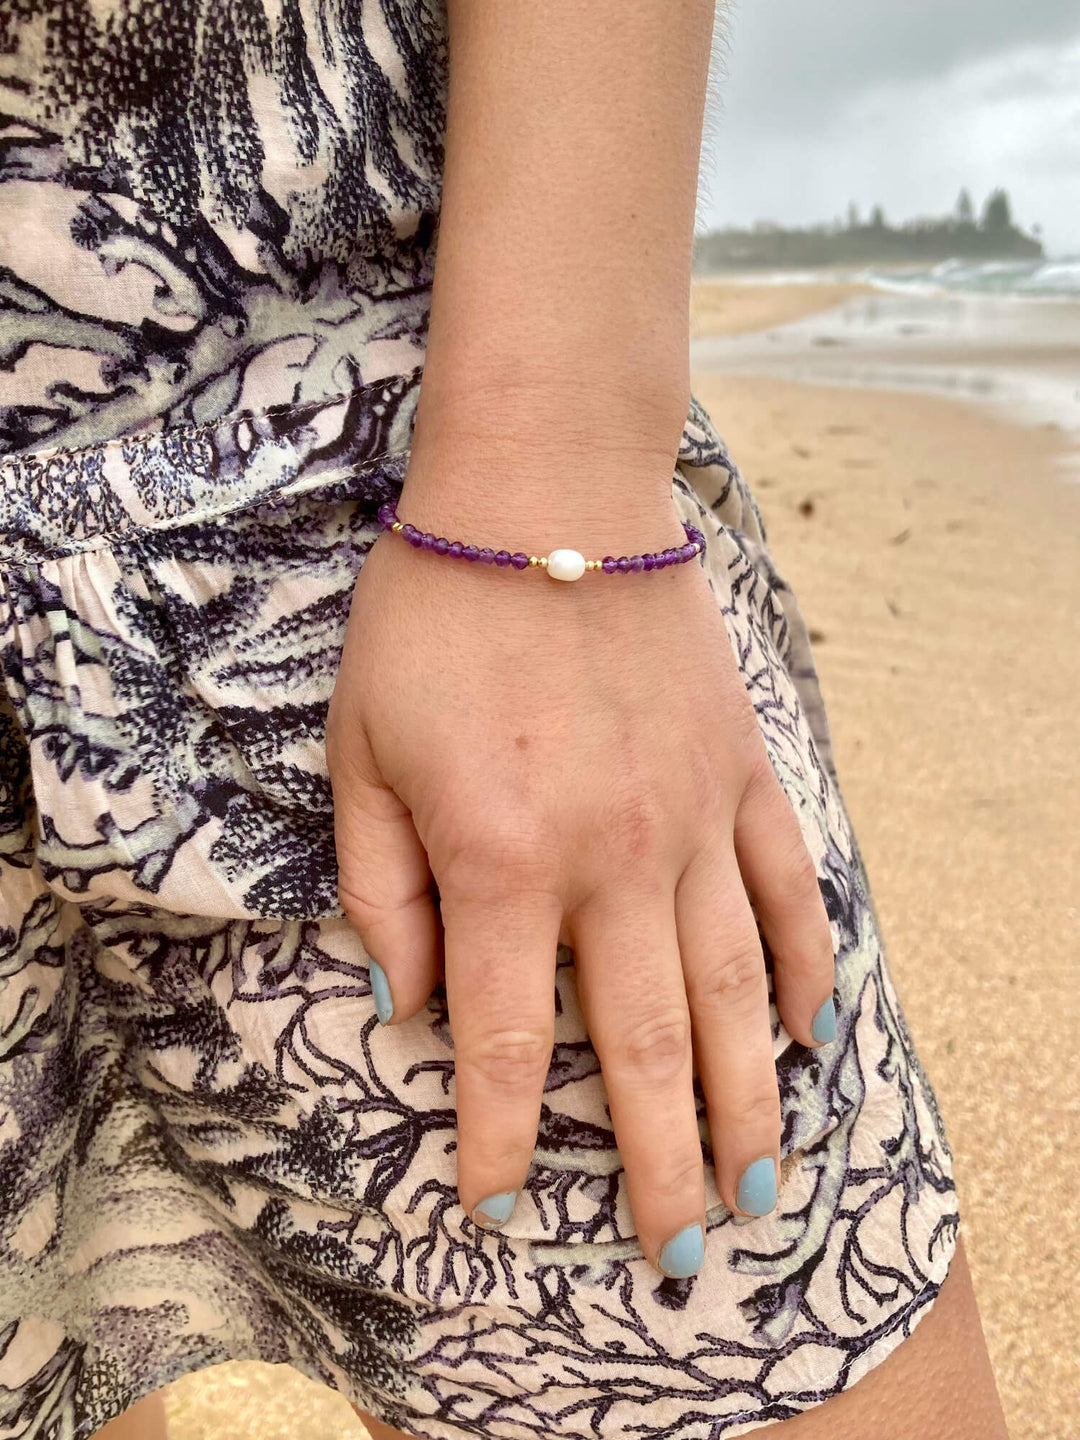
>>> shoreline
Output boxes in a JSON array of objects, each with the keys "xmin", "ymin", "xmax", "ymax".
[{"xmin": 690, "ymin": 280, "xmax": 1080, "ymax": 467}]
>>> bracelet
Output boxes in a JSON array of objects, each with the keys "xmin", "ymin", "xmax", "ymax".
[{"xmin": 376, "ymin": 501, "xmax": 706, "ymax": 582}]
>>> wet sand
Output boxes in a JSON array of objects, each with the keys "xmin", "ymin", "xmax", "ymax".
[
  {"xmin": 691, "ymin": 278, "xmax": 1080, "ymax": 463},
  {"xmin": 162, "ymin": 284, "xmax": 1079, "ymax": 1440},
  {"xmin": 689, "ymin": 278, "xmax": 870, "ymax": 338}
]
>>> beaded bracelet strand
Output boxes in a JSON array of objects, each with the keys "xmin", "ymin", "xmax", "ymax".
[{"xmin": 376, "ymin": 501, "xmax": 706, "ymax": 582}]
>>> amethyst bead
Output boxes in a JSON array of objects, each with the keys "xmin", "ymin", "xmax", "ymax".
[
  {"xmin": 421, "ymin": 532, "xmax": 436, "ymax": 550},
  {"xmin": 433, "ymin": 536, "xmax": 449, "ymax": 555},
  {"xmin": 680, "ymin": 543, "xmax": 695, "ymax": 561},
  {"xmin": 478, "ymin": 548, "xmax": 496, "ymax": 564},
  {"xmin": 463, "ymin": 544, "xmax": 480, "ymax": 561},
  {"xmin": 494, "ymin": 550, "xmax": 512, "ymax": 567},
  {"xmin": 602, "ymin": 556, "xmax": 618, "ymax": 574},
  {"xmin": 629, "ymin": 555, "xmax": 644, "ymax": 572},
  {"xmin": 643, "ymin": 554, "xmax": 655, "ymax": 571},
  {"xmin": 377, "ymin": 502, "xmax": 396, "ymax": 526},
  {"xmin": 448, "ymin": 541, "xmax": 464, "ymax": 559},
  {"xmin": 510, "ymin": 552, "xmax": 530, "ymax": 570},
  {"xmin": 616, "ymin": 557, "xmax": 631, "ymax": 573}
]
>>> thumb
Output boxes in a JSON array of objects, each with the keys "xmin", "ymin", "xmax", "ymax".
[{"xmin": 328, "ymin": 716, "xmax": 443, "ymax": 1025}]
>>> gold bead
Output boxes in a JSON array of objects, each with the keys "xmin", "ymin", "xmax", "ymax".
[
  {"xmin": 587, "ymin": 559, "xmax": 599, "ymax": 571},
  {"xmin": 528, "ymin": 556, "xmax": 539, "ymax": 567},
  {"xmin": 391, "ymin": 521, "xmax": 403, "ymax": 532},
  {"xmin": 539, "ymin": 556, "xmax": 548, "ymax": 567}
]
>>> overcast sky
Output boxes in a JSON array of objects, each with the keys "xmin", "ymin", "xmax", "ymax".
[{"xmin": 695, "ymin": 0, "xmax": 1080, "ymax": 255}]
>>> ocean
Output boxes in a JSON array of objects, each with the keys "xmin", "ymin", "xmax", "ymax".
[
  {"xmin": 691, "ymin": 262, "xmax": 1080, "ymax": 471},
  {"xmin": 711, "ymin": 257, "xmax": 1080, "ymax": 301},
  {"xmin": 862, "ymin": 257, "xmax": 1080, "ymax": 301}
]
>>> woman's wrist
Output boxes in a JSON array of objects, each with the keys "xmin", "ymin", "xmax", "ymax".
[
  {"xmin": 377, "ymin": 497, "xmax": 705, "ymax": 581},
  {"xmin": 398, "ymin": 422, "xmax": 689, "ymax": 573}
]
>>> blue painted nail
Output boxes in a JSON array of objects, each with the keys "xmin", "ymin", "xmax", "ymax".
[
  {"xmin": 658, "ymin": 1223, "xmax": 705, "ymax": 1278},
  {"xmin": 736, "ymin": 1157, "xmax": 777, "ymax": 1217},
  {"xmin": 473, "ymin": 1191, "xmax": 517, "ymax": 1229},
  {"xmin": 812, "ymin": 996, "xmax": 836, "ymax": 1044},
  {"xmin": 368, "ymin": 958, "xmax": 394, "ymax": 1024}
]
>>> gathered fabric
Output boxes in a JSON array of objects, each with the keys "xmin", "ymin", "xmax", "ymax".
[
  {"xmin": 0, "ymin": 1, "xmax": 957, "ymax": 1435},
  {"xmin": 0, "ymin": 374, "xmax": 958, "ymax": 1440}
]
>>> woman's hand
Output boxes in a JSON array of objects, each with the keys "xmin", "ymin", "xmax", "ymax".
[{"xmin": 325, "ymin": 457, "xmax": 836, "ymax": 1277}]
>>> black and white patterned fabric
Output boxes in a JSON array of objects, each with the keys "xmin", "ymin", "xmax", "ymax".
[{"xmin": 0, "ymin": 5, "xmax": 958, "ymax": 1437}]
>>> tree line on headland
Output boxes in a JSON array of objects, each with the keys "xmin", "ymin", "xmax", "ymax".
[{"xmin": 693, "ymin": 189, "xmax": 1044, "ymax": 271}]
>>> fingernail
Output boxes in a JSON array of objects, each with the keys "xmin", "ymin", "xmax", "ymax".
[
  {"xmin": 812, "ymin": 996, "xmax": 836, "ymax": 1044},
  {"xmin": 472, "ymin": 1191, "xmax": 517, "ymax": 1229},
  {"xmin": 368, "ymin": 958, "xmax": 394, "ymax": 1024},
  {"xmin": 736, "ymin": 1157, "xmax": 777, "ymax": 1217},
  {"xmin": 658, "ymin": 1222, "xmax": 705, "ymax": 1278}
]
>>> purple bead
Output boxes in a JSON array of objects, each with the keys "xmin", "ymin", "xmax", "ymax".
[
  {"xmin": 478, "ymin": 547, "xmax": 495, "ymax": 564},
  {"xmin": 616, "ymin": 557, "xmax": 631, "ymax": 573},
  {"xmin": 377, "ymin": 502, "xmax": 396, "ymax": 526},
  {"xmin": 433, "ymin": 536, "xmax": 450, "ymax": 555},
  {"xmin": 629, "ymin": 555, "xmax": 644, "ymax": 572},
  {"xmin": 642, "ymin": 554, "xmax": 655, "ymax": 571},
  {"xmin": 448, "ymin": 541, "xmax": 464, "ymax": 559},
  {"xmin": 463, "ymin": 544, "xmax": 480, "ymax": 561},
  {"xmin": 401, "ymin": 523, "xmax": 418, "ymax": 542},
  {"xmin": 510, "ymin": 552, "xmax": 530, "ymax": 570},
  {"xmin": 494, "ymin": 550, "xmax": 512, "ymax": 567},
  {"xmin": 602, "ymin": 556, "xmax": 618, "ymax": 574},
  {"xmin": 680, "ymin": 543, "xmax": 695, "ymax": 561},
  {"xmin": 421, "ymin": 532, "xmax": 436, "ymax": 550}
]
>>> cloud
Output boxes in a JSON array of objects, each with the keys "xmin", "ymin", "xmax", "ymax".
[
  {"xmin": 697, "ymin": 26, "xmax": 1080, "ymax": 254},
  {"xmin": 715, "ymin": 0, "xmax": 1080, "ymax": 129}
]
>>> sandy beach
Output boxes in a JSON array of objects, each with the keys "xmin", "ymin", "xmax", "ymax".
[
  {"xmin": 162, "ymin": 284, "xmax": 1079, "ymax": 1440},
  {"xmin": 694, "ymin": 283, "xmax": 1080, "ymax": 1440}
]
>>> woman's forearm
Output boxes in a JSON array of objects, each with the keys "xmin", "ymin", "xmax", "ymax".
[{"xmin": 405, "ymin": 0, "xmax": 717, "ymax": 530}]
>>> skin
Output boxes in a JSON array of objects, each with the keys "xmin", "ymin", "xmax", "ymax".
[
  {"xmin": 92, "ymin": 0, "xmax": 1010, "ymax": 1434},
  {"xmin": 326, "ymin": 0, "xmax": 836, "ymax": 1272}
]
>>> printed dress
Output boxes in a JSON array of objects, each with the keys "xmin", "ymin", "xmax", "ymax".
[{"xmin": 0, "ymin": 4, "xmax": 959, "ymax": 1438}]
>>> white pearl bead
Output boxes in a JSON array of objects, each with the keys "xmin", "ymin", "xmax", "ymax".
[{"xmin": 546, "ymin": 548, "xmax": 586, "ymax": 582}]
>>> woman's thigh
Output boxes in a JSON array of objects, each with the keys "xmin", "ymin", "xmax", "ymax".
[{"xmin": 355, "ymin": 1234, "xmax": 1008, "ymax": 1440}]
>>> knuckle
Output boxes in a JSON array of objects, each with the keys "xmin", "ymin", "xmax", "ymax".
[
  {"xmin": 611, "ymin": 1010, "xmax": 691, "ymax": 1086},
  {"xmin": 724, "ymin": 697, "xmax": 768, "ymax": 768},
  {"xmin": 728, "ymin": 1085, "xmax": 782, "ymax": 1136},
  {"xmin": 694, "ymin": 944, "xmax": 764, "ymax": 1014},
  {"xmin": 775, "ymin": 828, "xmax": 820, "ymax": 900},
  {"xmin": 436, "ymin": 816, "xmax": 558, "ymax": 900},
  {"xmin": 606, "ymin": 792, "xmax": 668, "ymax": 866},
  {"xmin": 642, "ymin": 1151, "xmax": 704, "ymax": 1207},
  {"xmin": 464, "ymin": 1027, "xmax": 552, "ymax": 1092}
]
